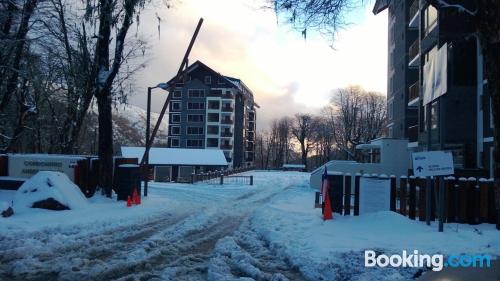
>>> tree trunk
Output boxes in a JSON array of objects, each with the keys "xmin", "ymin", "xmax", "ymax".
[{"xmin": 96, "ymin": 93, "xmax": 113, "ymax": 197}]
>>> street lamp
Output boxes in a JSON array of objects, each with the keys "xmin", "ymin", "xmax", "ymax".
[{"xmin": 144, "ymin": 82, "xmax": 169, "ymax": 197}]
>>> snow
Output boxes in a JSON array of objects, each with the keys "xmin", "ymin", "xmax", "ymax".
[
  {"xmin": 1, "ymin": 171, "xmax": 498, "ymax": 280},
  {"xmin": 12, "ymin": 171, "xmax": 88, "ymax": 214},
  {"xmin": 121, "ymin": 146, "xmax": 228, "ymax": 166}
]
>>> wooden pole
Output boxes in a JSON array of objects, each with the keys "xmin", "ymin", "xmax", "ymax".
[
  {"xmin": 354, "ymin": 173, "xmax": 360, "ymax": 216},
  {"xmin": 438, "ymin": 176, "xmax": 445, "ymax": 232},
  {"xmin": 390, "ymin": 175, "xmax": 397, "ymax": 212},
  {"xmin": 344, "ymin": 174, "xmax": 351, "ymax": 215},
  {"xmin": 458, "ymin": 177, "xmax": 467, "ymax": 223},
  {"xmin": 400, "ymin": 176, "xmax": 407, "ymax": 216},
  {"xmin": 409, "ymin": 176, "xmax": 416, "ymax": 220}
]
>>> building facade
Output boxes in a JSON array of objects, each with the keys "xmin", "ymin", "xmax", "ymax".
[
  {"xmin": 166, "ymin": 61, "xmax": 258, "ymax": 168},
  {"xmin": 374, "ymin": 0, "xmax": 493, "ymax": 176}
]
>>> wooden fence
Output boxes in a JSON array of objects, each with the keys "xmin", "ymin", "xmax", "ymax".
[
  {"xmin": 318, "ymin": 173, "xmax": 498, "ymax": 226},
  {"xmin": 192, "ymin": 166, "xmax": 255, "ymax": 185}
]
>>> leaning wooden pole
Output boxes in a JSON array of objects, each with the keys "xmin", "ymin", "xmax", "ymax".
[{"xmin": 140, "ymin": 18, "xmax": 203, "ymax": 195}]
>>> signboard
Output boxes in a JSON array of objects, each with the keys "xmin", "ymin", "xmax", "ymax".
[
  {"xmin": 359, "ymin": 176, "xmax": 391, "ymax": 215},
  {"xmin": 411, "ymin": 151, "xmax": 454, "ymax": 177},
  {"xmin": 423, "ymin": 43, "xmax": 448, "ymax": 105},
  {"xmin": 8, "ymin": 154, "xmax": 84, "ymax": 181}
]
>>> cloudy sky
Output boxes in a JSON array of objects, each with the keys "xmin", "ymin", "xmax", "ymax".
[{"xmin": 130, "ymin": 0, "xmax": 388, "ymax": 129}]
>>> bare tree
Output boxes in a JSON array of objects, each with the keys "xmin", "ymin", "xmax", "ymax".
[{"xmin": 291, "ymin": 113, "xmax": 314, "ymax": 170}]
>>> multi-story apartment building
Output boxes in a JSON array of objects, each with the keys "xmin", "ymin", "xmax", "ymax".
[
  {"xmin": 374, "ymin": 0, "xmax": 493, "ymax": 176},
  {"xmin": 166, "ymin": 60, "xmax": 258, "ymax": 168}
]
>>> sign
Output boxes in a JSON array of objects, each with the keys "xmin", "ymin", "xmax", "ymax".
[
  {"xmin": 8, "ymin": 154, "xmax": 85, "ymax": 181},
  {"xmin": 423, "ymin": 43, "xmax": 448, "ymax": 105},
  {"xmin": 411, "ymin": 151, "xmax": 454, "ymax": 177},
  {"xmin": 359, "ymin": 176, "xmax": 391, "ymax": 214}
]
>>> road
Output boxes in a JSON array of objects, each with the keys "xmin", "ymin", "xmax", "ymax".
[{"xmin": 0, "ymin": 172, "xmax": 309, "ymax": 281}]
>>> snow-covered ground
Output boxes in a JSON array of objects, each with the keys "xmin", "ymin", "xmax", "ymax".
[{"xmin": 1, "ymin": 171, "xmax": 499, "ymax": 280}]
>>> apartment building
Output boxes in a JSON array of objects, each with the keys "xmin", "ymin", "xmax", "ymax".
[
  {"xmin": 166, "ymin": 60, "xmax": 258, "ymax": 168},
  {"xmin": 374, "ymin": 0, "xmax": 493, "ymax": 175}
]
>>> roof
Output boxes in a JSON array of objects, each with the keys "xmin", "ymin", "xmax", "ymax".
[
  {"xmin": 282, "ymin": 164, "xmax": 306, "ymax": 168},
  {"xmin": 372, "ymin": 0, "xmax": 389, "ymax": 15},
  {"xmin": 166, "ymin": 60, "xmax": 236, "ymax": 88},
  {"xmin": 120, "ymin": 147, "xmax": 228, "ymax": 166}
]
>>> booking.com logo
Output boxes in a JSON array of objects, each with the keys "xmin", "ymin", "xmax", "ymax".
[{"xmin": 364, "ymin": 250, "xmax": 491, "ymax": 272}]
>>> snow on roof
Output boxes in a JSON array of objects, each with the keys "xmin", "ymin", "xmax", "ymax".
[
  {"xmin": 282, "ymin": 164, "xmax": 305, "ymax": 168},
  {"xmin": 121, "ymin": 147, "xmax": 228, "ymax": 166}
]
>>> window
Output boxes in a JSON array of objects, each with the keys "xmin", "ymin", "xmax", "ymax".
[
  {"xmin": 188, "ymin": 89, "xmax": 205, "ymax": 98},
  {"xmin": 171, "ymin": 102, "xmax": 181, "ymax": 111},
  {"xmin": 217, "ymin": 77, "xmax": 224, "ymax": 84},
  {"xmin": 207, "ymin": 100, "xmax": 220, "ymax": 110},
  {"xmin": 187, "ymin": 139, "xmax": 203, "ymax": 147},
  {"xmin": 170, "ymin": 126, "xmax": 180, "ymax": 135},
  {"xmin": 423, "ymin": 5, "xmax": 438, "ymax": 35},
  {"xmin": 204, "ymin": 76, "xmax": 212, "ymax": 84},
  {"xmin": 207, "ymin": 125, "xmax": 219, "ymax": 135},
  {"xmin": 173, "ymin": 90, "xmax": 182, "ymax": 98},
  {"xmin": 207, "ymin": 113, "xmax": 219, "ymax": 122},
  {"xmin": 207, "ymin": 138, "xmax": 219, "ymax": 148},
  {"xmin": 187, "ymin": 114, "xmax": 204, "ymax": 122},
  {"xmin": 171, "ymin": 114, "xmax": 181, "ymax": 123},
  {"xmin": 187, "ymin": 127, "xmax": 204, "ymax": 135},
  {"xmin": 170, "ymin": 138, "xmax": 180, "ymax": 147},
  {"xmin": 188, "ymin": 102, "xmax": 204, "ymax": 110},
  {"xmin": 431, "ymin": 101, "xmax": 438, "ymax": 130}
]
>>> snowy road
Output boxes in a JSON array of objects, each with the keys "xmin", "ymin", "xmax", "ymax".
[{"xmin": 0, "ymin": 171, "xmax": 310, "ymax": 281}]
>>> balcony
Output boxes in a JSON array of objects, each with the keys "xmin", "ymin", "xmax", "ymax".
[
  {"xmin": 220, "ymin": 131, "xmax": 233, "ymax": 138},
  {"xmin": 408, "ymin": 0, "xmax": 419, "ymax": 28},
  {"xmin": 408, "ymin": 125, "xmax": 419, "ymax": 143},
  {"xmin": 408, "ymin": 39, "xmax": 420, "ymax": 68},
  {"xmin": 221, "ymin": 118, "xmax": 234, "ymax": 125},
  {"xmin": 408, "ymin": 81, "xmax": 420, "ymax": 106},
  {"xmin": 221, "ymin": 144, "xmax": 233, "ymax": 150},
  {"xmin": 222, "ymin": 93, "xmax": 234, "ymax": 99},
  {"xmin": 221, "ymin": 106, "xmax": 234, "ymax": 112},
  {"xmin": 208, "ymin": 90, "xmax": 222, "ymax": 97}
]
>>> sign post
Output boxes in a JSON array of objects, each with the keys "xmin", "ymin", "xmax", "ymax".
[{"xmin": 412, "ymin": 151, "xmax": 454, "ymax": 232}]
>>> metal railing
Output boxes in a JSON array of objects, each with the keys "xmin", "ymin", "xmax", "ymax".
[
  {"xmin": 409, "ymin": 0, "xmax": 419, "ymax": 22},
  {"xmin": 409, "ymin": 39, "xmax": 419, "ymax": 63},
  {"xmin": 409, "ymin": 81, "xmax": 420, "ymax": 102},
  {"xmin": 191, "ymin": 166, "xmax": 255, "ymax": 185}
]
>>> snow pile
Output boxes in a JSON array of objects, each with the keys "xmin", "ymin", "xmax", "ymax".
[
  {"xmin": 249, "ymin": 183, "xmax": 500, "ymax": 280},
  {"xmin": 13, "ymin": 171, "xmax": 88, "ymax": 213}
]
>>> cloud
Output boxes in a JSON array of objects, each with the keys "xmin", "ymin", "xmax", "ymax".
[{"xmin": 128, "ymin": 0, "xmax": 388, "ymax": 130}]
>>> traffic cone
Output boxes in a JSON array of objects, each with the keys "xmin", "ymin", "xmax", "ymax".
[
  {"xmin": 127, "ymin": 196, "xmax": 132, "ymax": 207},
  {"xmin": 133, "ymin": 188, "xmax": 140, "ymax": 205},
  {"xmin": 323, "ymin": 189, "xmax": 333, "ymax": 221},
  {"xmin": 132, "ymin": 188, "xmax": 138, "ymax": 205}
]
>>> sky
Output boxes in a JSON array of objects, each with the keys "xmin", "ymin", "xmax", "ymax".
[{"xmin": 130, "ymin": 0, "xmax": 388, "ymax": 130}]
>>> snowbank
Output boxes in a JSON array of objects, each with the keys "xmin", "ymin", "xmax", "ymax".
[
  {"xmin": 250, "ymin": 184, "xmax": 500, "ymax": 280},
  {"xmin": 13, "ymin": 171, "xmax": 88, "ymax": 213}
]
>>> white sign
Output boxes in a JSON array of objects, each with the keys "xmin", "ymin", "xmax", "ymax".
[
  {"xmin": 423, "ymin": 43, "xmax": 448, "ymax": 105},
  {"xmin": 8, "ymin": 154, "xmax": 85, "ymax": 181},
  {"xmin": 411, "ymin": 151, "xmax": 454, "ymax": 177},
  {"xmin": 359, "ymin": 177, "xmax": 391, "ymax": 215}
]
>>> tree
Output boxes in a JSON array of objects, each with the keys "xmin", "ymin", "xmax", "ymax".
[
  {"xmin": 272, "ymin": 0, "xmax": 499, "ymax": 228},
  {"xmin": 291, "ymin": 113, "xmax": 314, "ymax": 170}
]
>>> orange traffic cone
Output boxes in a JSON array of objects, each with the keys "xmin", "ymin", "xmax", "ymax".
[
  {"xmin": 127, "ymin": 195, "xmax": 132, "ymax": 207},
  {"xmin": 136, "ymin": 189, "xmax": 141, "ymax": 205},
  {"xmin": 133, "ymin": 188, "xmax": 140, "ymax": 205},
  {"xmin": 323, "ymin": 189, "xmax": 333, "ymax": 221}
]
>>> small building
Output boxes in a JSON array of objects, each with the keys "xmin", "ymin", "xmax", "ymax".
[
  {"xmin": 121, "ymin": 147, "xmax": 228, "ymax": 183},
  {"xmin": 310, "ymin": 138, "xmax": 410, "ymax": 189},
  {"xmin": 282, "ymin": 164, "xmax": 306, "ymax": 172}
]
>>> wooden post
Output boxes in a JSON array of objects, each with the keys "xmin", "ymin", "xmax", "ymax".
[
  {"xmin": 354, "ymin": 173, "xmax": 360, "ymax": 216},
  {"xmin": 250, "ymin": 175, "xmax": 253, "ymax": 186},
  {"xmin": 390, "ymin": 175, "xmax": 397, "ymax": 212},
  {"xmin": 457, "ymin": 177, "xmax": 468, "ymax": 223},
  {"xmin": 438, "ymin": 176, "xmax": 445, "ymax": 232},
  {"xmin": 445, "ymin": 177, "xmax": 456, "ymax": 222},
  {"xmin": 466, "ymin": 177, "xmax": 476, "ymax": 225},
  {"xmin": 220, "ymin": 173, "xmax": 224, "ymax": 185},
  {"xmin": 408, "ymin": 176, "xmax": 416, "ymax": 220},
  {"xmin": 418, "ymin": 177, "xmax": 426, "ymax": 222},
  {"xmin": 431, "ymin": 177, "xmax": 437, "ymax": 221},
  {"xmin": 344, "ymin": 174, "xmax": 351, "ymax": 215},
  {"xmin": 486, "ymin": 179, "xmax": 496, "ymax": 224},
  {"xmin": 400, "ymin": 176, "xmax": 407, "ymax": 216}
]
